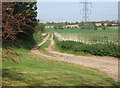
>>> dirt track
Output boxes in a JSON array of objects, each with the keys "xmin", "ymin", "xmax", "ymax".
[{"xmin": 30, "ymin": 33, "xmax": 119, "ymax": 81}]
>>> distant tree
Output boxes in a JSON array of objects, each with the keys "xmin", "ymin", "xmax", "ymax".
[
  {"xmin": 51, "ymin": 22, "xmax": 55, "ymax": 24},
  {"xmin": 78, "ymin": 22, "xmax": 85, "ymax": 29},
  {"xmin": 46, "ymin": 22, "xmax": 51, "ymax": 25},
  {"xmin": 75, "ymin": 22, "xmax": 79, "ymax": 24},
  {"xmin": 107, "ymin": 22, "xmax": 112, "ymax": 27},
  {"xmin": 70, "ymin": 22, "xmax": 75, "ymax": 25},
  {"xmin": 79, "ymin": 22, "xmax": 85, "ymax": 26},
  {"xmin": 54, "ymin": 24, "xmax": 58, "ymax": 29},
  {"xmin": 87, "ymin": 23, "xmax": 95, "ymax": 29},
  {"xmin": 78, "ymin": 22, "xmax": 95, "ymax": 29},
  {"xmin": 101, "ymin": 22, "xmax": 107, "ymax": 30},
  {"xmin": 58, "ymin": 23, "xmax": 64, "ymax": 29},
  {"xmin": 54, "ymin": 23, "xmax": 64, "ymax": 29},
  {"xmin": 65, "ymin": 21, "xmax": 69, "ymax": 25}
]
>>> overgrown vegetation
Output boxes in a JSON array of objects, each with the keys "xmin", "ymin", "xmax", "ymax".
[{"xmin": 55, "ymin": 38, "xmax": 120, "ymax": 58}]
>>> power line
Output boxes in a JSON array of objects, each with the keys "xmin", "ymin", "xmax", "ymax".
[{"xmin": 80, "ymin": 0, "xmax": 92, "ymax": 23}]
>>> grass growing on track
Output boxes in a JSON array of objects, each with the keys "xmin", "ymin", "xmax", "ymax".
[
  {"xmin": 2, "ymin": 32, "xmax": 119, "ymax": 87},
  {"xmin": 2, "ymin": 48, "xmax": 119, "ymax": 86},
  {"xmin": 33, "ymin": 32, "xmax": 47, "ymax": 44},
  {"xmin": 38, "ymin": 40, "xmax": 54, "ymax": 56},
  {"xmin": 38, "ymin": 33, "xmax": 55, "ymax": 56}
]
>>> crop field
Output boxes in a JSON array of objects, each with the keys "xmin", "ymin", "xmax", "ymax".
[{"xmin": 47, "ymin": 27, "xmax": 118, "ymax": 44}]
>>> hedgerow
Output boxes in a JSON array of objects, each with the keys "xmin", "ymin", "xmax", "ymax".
[{"xmin": 56, "ymin": 40, "xmax": 120, "ymax": 58}]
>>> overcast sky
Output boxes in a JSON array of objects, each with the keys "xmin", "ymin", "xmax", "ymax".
[{"xmin": 37, "ymin": 2, "xmax": 118, "ymax": 23}]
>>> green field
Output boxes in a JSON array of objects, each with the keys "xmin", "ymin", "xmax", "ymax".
[
  {"xmin": 2, "ymin": 48, "xmax": 119, "ymax": 86},
  {"xmin": 55, "ymin": 38, "xmax": 120, "ymax": 58},
  {"xmin": 47, "ymin": 27, "xmax": 118, "ymax": 44},
  {"xmin": 2, "ymin": 33, "xmax": 119, "ymax": 86}
]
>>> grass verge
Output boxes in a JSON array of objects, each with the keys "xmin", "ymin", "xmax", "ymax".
[
  {"xmin": 2, "ymin": 48, "xmax": 119, "ymax": 86},
  {"xmin": 2, "ymin": 32, "xmax": 119, "ymax": 87}
]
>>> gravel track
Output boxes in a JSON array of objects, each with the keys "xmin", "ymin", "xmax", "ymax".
[{"xmin": 30, "ymin": 33, "xmax": 119, "ymax": 81}]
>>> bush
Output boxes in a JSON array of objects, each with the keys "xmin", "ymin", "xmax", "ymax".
[
  {"xmin": 35, "ymin": 23, "xmax": 45, "ymax": 33},
  {"xmin": 56, "ymin": 40, "xmax": 120, "ymax": 58}
]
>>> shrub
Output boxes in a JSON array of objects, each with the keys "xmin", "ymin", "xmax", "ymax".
[{"xmin": 56, "ymin": 40, "xmax": 120, "ymax": 58}]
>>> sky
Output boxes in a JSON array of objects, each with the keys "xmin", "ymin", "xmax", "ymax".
[{"xmin": 37, "ymin": 2, "xmax": 118, "ymax": 23}]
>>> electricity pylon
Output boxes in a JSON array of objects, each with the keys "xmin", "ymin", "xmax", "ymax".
[{"xmin": 80, "ymin": 0, "xmax": 92, "ymax": 23}]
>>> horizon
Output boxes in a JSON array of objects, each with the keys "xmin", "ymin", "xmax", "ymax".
[
  {"xmin": 42, "ymin": 20, "xmax": 118, "ymax": 24},
  {"xmin": 37, "ymin": 2, "xmax": 118, "ymax": 23}
]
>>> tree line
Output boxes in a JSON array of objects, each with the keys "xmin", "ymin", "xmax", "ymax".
[{"xmin": 45, "ymin": 21, "xmax": 118, "ymax": 30}]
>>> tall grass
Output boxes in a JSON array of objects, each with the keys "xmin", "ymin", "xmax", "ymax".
[{"xmin": 47, "ymin": 28, "xmax": 118, "ymax": 44}]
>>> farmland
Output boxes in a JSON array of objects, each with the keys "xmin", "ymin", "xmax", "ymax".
[
  {"xmin": 3, "ymin": 33, "xmax": 119, "ymax": 86},
  {"xmin": 46, "ymin": 27, "xmax": 119, "ymax": 58},
  {"xmin": 47, "ymin": 27, "xmax": 118, "ymax": 44},
  {"xmin": 2, "ymin": 28, "xmax": 119, "ymax": 86},
  {"xmin": 2, "ymin": 2, "xmax": 119, "ymax": 87}
]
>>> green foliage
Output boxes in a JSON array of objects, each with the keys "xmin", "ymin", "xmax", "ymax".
[
  {"xmin": 78, "ymin": 22, "xmax": 95, "ymax": 29},
  {"xmin": 78, "ymin": 22, "xmax": 85, "ymax": 26},
  {"xmin": 38, "ymin": 39, "xmax": 54, "ymax": 56},
  {"xmin": 78, "ymin": 22, "xmax": 85, "ymax": 29},
  {"xmin": 15, "ymin": 32, "xmax": 44, "ymax": 50},
  {"xmin": 47, "ymin": 28, "xmax": 118, "ymax": 44},
  {"xmin": 3, "ymin": 48, "xmax": 119, "ymax": 86},
  {"xmin": 56, "ymin": 40, "xmax": 120, "ymax": 58},
  {"xmin": 87, "ymin": 23, "xmax": 95, "ymax": 29},
  {"xmin": 16, "ymin": 38, "xmax": 36, "ymax": 49},
  {"xmin": 94, "ymin": 27, "xmax": 98, "ymax": 30},
  {"xmin": 4, "ymin": 2, "xmax": 39, "ymax": 49},
  {"xmin": 33, "ymin": 32, "xmax": 45, "ymax": 44},
  {"xmin": 16, "ymin": 2, "xmax": 38, "ymax": 40},
  {"xmin": 102, "ymin": 26, "xmax": 107, "ymax": 30},
  {"xmin": 35, "ymin": 23, "xmax": 45, "ymax": 33},
  {"xmin": 54, "ymin": 37, "xmax": 90, "ymax": 56},
  {"xmin": 54, "ymin": 23, "xmax": 64, "ymax": 29},
  {"xmin": 107, "ymin": 22, "xmax": 113, "ymax": 27}
]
